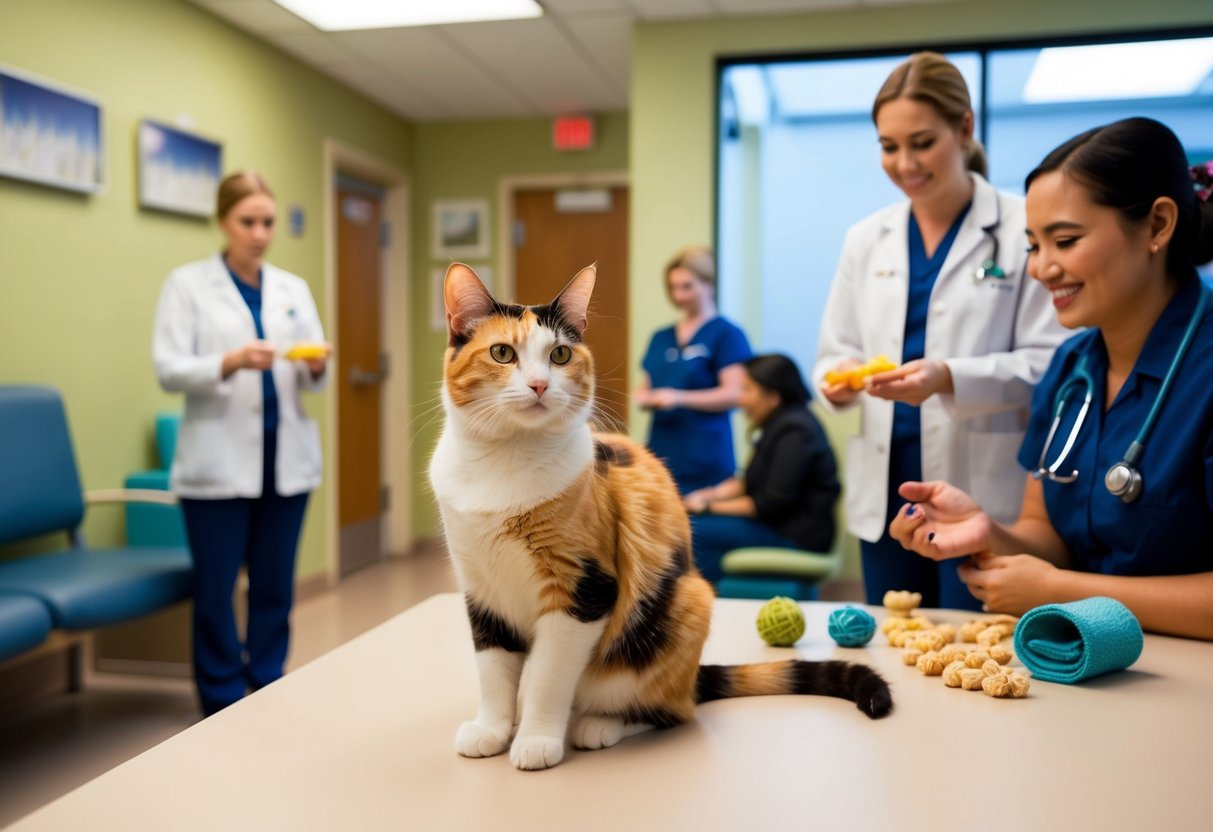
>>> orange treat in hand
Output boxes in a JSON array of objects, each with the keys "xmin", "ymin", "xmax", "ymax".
[
  {"xmin": 825, "ymin": 355, "xmax": 898, "ymax": 390},
  {"xmin": 285, "ymin": 343, "xmax": 328, "ymax": 361}
]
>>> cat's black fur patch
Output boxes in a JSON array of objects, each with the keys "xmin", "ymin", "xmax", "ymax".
[
  {"xmin": 593, "ymin": 439, "xmax": 634, "ymax": 473},
  {"xmin": 447, "ymin": 300, "xmax": 580, "ymax": 352},
  {"xmin": 694, "ymin": 665, "xmax": 732, "ymax": 703},
  {"xmin": 570, "ymin": 559, "xmax": 618, "ymax": 622},
  {"xmin": 601, "ymin": 561, "xmax": 685, "ymax": 669},
  {"xmin": 465, "ymin": 596, "xmax": 528, "ymax": 653},
  {"xmin": 618, "ymin": 705, "xmax": 683, "ymax": 730},
  {"xmin": 532, "ymin": 302, "xmax": 582, "ymax": 344}
]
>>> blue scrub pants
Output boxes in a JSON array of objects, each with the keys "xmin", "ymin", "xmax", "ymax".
[
  {"xmin": 690, "ymin": 514, "xmax": 802, "ymax": 585},
  {"xmin": 180, "ymin": 431, "xmax": 309, "ymax": 716},
  {"xmin": 860, "ymin": 436, "xmax": 981, "ymax": 611}
]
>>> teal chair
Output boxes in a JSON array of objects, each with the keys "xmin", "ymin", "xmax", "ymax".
[
  {"xmin": 124, "ymin": 413, "xmax": 187, "ymax": 549},
  {"xmin": 716, "ymin": 546, "xmax": 840, "ymax": 601}
]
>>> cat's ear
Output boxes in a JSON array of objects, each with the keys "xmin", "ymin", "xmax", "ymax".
[
  {"xmin": 553, "ymin": 264, "xmax": 596, "ymax": 337},
  {"xmin": 444, "ymin": 263, "xmax": 496, "ymax": 339}
]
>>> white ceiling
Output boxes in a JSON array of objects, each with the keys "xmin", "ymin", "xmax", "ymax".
[{"xmin": 186, "ymin": 0, "xmax": 956, "ymax": 121}]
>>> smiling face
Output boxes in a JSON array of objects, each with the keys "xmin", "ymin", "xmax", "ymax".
[
  {"xmin": 1025, "ymin": 170, "xmax": 1159, "ymax": 332},
  {"xmin": 219, "ymin": 193, "xmax": 276, "ymax": 267},
  {"xmin": 875, "ymin": 97, "xmax": 972, "ymax": 205}
]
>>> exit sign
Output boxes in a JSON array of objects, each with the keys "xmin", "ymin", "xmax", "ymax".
[{"xmin": 553, "ymin": 116, "xmax": 594, "ymax": 151}]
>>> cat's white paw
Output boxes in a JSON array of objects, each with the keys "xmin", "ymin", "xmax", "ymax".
[
  {"xmin": 571, "ymin": 715, "xmax": 625, "ymax": 750},
  {"xmin": 455, "ymin": 720, "xmax": 511, "ymax": 758},
  {"xmin": 509, "ymin": 734, "xmax": 565, "ymax": 770}
]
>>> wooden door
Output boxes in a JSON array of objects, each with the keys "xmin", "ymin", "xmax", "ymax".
[
  {"xmin": 513, "ymin": 186, "xmax": 629, "ymax": 430},
  {"xmin": 336, "ymin": 180, "xmax": 384, "ymax": 576}
]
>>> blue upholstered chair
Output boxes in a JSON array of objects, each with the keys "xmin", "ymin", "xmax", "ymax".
[
  {"xmin": 0, "ymin": 387, "xmax": 192, "ymax": 635},
  {"xmin": 124, "ymin": 413, "xmax": 187, "ymax": 548}
]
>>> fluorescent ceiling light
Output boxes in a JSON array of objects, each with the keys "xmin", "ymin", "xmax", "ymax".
[
  {"xmin": 1023, "ymin": 38, "xmax": 1213, "ymax": 103},
  {"xmin": 273, "ymin": 0, "xmax": 543, "ymax": 31}
]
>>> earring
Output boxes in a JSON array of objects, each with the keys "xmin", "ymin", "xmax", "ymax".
[{"xmin": 1151, "ymin": 244, "xmax": 1159, "ymax": 254}]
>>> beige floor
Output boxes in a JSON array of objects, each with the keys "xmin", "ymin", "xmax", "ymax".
[{"xmin": 0, "ymin": 549, "xmax": 458, "ymax": 829}]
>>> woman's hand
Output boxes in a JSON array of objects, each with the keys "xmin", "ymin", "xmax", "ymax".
[
  {"xmin": 301, "ymin": 343, "xmax": 332, "ymax": 377},
  {"xmin": 644, "ymin": 388, "xmax": 683, "ymax": 411},
  {"xmin": 866, "ymin": 359, "xmax": 952, "ymax": 406},
  {"xmin": 959, "ymin": 553, "xmax": 1060, "ymax": 615},
  {"xmin": 222, "ymin": 340, "xmax": 276, "ymax": 378},
  {"xmin": 888, "ymin": 480, "xmax": 994, "ymax": 561},
  {"xmin": 820, "ymin": 358, "xmax": 861, "ymax": 406},
  {"xmin": 683, "ymin": 490, "xmax": 710, "ymax": 514}
]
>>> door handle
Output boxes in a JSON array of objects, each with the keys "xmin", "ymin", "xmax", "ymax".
[
  {"xmin": 349, "ymin": 366, "xmax": 383, "ymax": 386},
  {"xmin": 349, "ymin": 352, "xmax": 391, "ymax": 387}
]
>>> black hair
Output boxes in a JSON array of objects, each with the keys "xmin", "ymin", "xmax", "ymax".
[
  {"xmin": 743, "ymin": 354, "xmax": 811, "ymax": 406},
  {"xmin": 1025, "ymin": 117, "xmax": 1213, "ymax": 281}
]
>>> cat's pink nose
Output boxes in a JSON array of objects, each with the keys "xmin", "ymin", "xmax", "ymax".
[{"xmin": 529, "ymin": 382, "xmax": 548, "ymax": 399}]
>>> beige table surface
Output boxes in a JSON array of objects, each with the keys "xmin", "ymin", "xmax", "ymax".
[{"xmin": 11, "ymin": 593, "xmax": 1212, "ymax": 831}]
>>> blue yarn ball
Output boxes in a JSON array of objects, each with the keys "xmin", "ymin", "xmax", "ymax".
[{"xmin": 828, "ymin": 607, "xmax": 877, "ymax": 647}]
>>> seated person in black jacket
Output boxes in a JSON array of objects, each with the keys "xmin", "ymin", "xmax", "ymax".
[{"xmin": 684, "ymin": 354, "xmax": 840, "ymax": 584}]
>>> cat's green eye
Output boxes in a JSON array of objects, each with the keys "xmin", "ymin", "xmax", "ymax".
[
  {"xmin": 489, "ymin": 344, "xmax": 515, "ymax": 364},
  {"xmin": 550, "ymin": 345, "xmax": 572, "ymax": 365}
]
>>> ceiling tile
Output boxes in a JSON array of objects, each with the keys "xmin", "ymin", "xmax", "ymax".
[
  {"xmin": 628, "ymin": 0, "xmax": 716, "ymax": 20},
  {"xmin": 438, "ymin": 18, "xmax": 622, "ymax": 114},
  {"xmin": 562, "ymin": 15, "xmax": 632, "ymax": 92},
  {"xmin": 539, "ymin": 0, "xmax": 634, "ymax": 16},
  {"xmin": 713, "ymin": 0, "xmax": 856, "ymax": 12}
]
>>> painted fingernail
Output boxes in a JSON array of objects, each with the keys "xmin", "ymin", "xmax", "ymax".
[
  {"xmin": 906, "ymin": 505, "xmax": 916, "ymax": 517},
  {"xmin": 928, "ymin": 532, "xmax": 935, "ymax": 542}
]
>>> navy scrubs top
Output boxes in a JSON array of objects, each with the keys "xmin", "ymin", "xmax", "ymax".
[
  {"xmin": 1017, "ymin": 278, "xmax": 1213, "ymax": 576},
  {"xmin": 642, "ymin": 317, "xmax": 752, "ymax": 493},
  {"xmin": 228, "ymin": 264, "xmax": 280, "ymax": 434},
  {"xmin": 891, "ymin": 204, "xmax": 971, "ymax": 444}
]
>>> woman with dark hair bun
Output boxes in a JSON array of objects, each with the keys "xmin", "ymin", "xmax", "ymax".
[
  {"xmin": 684, "ymin": 354, "xmax": 839, "ymax": 584},
  {"xmin": 891, "ymin": 117, "xmax": 1213, "ymax": 640}
]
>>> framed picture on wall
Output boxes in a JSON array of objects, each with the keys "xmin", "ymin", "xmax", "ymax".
[
  {"xmin": 137, "ymin": 119, "xmax": 222, "ymax": 218},
  {"xmin": 432, "ymin": 198, "xmax": 490, "ymax": 260},
  {"xmin": 0, "ymin": 64, "xmax": 104, "ymax": 194}
]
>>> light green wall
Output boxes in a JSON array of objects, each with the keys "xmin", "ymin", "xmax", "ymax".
[
  {"xmin": 408, "ymin": 114, "xmax": 629, "ymax": 537},
  {"xmin": 0, "ymin": 0, "xmax": 413, "ymax": 577},
  {"xmin": 630, "ymin": 0, "xmax": 1213, "ymax": 579}
]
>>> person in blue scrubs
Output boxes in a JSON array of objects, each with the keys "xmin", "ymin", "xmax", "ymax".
[
  {"xmin": 891, "ymin": 118, "xmax": 1213, "ymax": 640},
  {"xmin": 637, "ymin": 246, "xmax": 753, "ymax": 493},
  {"xmin": 816, "ymin": 53, "xmax": 1064, "ymax": 611},
  {"xmin": 153, "ymin": 172, "xmax": 331, "ymax": 714},
  {"xmin": 685, "ymin": 354, "xmax": 839, "ymax": 584}
]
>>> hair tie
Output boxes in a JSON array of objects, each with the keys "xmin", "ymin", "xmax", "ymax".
[{"xmin": 1192, "ymin": 162, "xmax": 1213, "ymax": 203}]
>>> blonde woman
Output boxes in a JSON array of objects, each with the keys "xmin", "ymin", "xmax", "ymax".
[
  {"xmin": 153, "ymin": 171, "xmax": 329, "ymax": 715},
  {"xmin": 636, "ymin": 246, "xmax": 753, "ymax": 493},
  {"xmin": 814, "ymin": 53, "xmax": 1066, "ymax": 610}
]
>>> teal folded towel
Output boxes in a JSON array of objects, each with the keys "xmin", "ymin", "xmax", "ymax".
[{"xmin": 1012, "ymin": 597, "xmax": 1143, "ymax": 684}]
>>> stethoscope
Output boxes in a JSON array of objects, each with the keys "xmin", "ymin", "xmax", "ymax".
[
  {"xmin": 1032, "ymin": 286, "xmax": 1209, "ymax": 503},
  {"xmin": 971, "ymin": 200, "xmax": 1005, "ymax": 282}
]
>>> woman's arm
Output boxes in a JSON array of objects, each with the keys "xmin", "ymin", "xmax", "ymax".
[
  {"xmin": 962, "ymin": 555, "xmax": 1213, "ymax": 641},
  {"xmin": 651, "ymin": 363, "xmax": 746, "ymax": 412}
]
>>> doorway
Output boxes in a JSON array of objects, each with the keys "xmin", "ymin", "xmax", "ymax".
[
  {"xmin": 511, "ymin": 185, "xmax": 630, "ymax": 429},
  {"xmin": 335, "ymin": 174, "xmax": 386, "ymax": 577}
]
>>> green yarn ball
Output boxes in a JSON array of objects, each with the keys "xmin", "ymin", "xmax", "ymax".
[
  {"xmin": 828, "ymin": 606, "xmax": 877, "ymax": 647},
  {"xmin": 756, "ymin": 596, "xmax": 806, "ymax": 647}
]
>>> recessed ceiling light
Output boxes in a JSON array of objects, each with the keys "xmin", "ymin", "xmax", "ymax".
[
  {"xmin": 273, "ymin": 0, "xmax": 543, "ymax": 31},
  {"xmin": 1023, "ymin": 38, "xmax": 1213, "ymax": 103}
]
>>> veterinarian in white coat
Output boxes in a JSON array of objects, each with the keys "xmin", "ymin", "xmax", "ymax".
[
  {"xmin": 813, "ymin": 53, "xmax": 1066, "ymax": 610},
  {"xmin": 152, "ymin": 170, "xmax": 329, "ymax": 716}
]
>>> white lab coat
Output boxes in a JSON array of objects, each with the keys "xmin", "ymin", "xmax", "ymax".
[
  {"xmin": 152, "ymin": 253, "xmax": 327, "ymax": 499},
  {"xmin": 814, "ymin": 173, "xmax": 1068, "ymax": 542}
]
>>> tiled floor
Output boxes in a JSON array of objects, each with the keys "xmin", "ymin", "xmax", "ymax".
[{"xmin": 0, "ymin": 548, "xmax": 458, "ymax": 828}]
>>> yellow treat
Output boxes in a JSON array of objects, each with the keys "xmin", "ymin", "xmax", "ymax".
[
  {"xmin": 959, "ymin": 669, "xmax": 987, "ymax": 690},
  {"xmin": 825, "ymin": 355, "xmax": 899, "ymax": 390},
  {"xmin": 285, "ymin": 343, "xmax": 328, "ymax": 361},
  {"xmin": 942, "ymin": 660, "xmax": 967, "ymax": 688}
]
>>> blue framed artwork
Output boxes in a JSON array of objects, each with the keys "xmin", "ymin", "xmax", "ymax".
[
  {"xmin": 0, "ymin": 65, "xmax": 104, "ymax": 194},
  {"xmin": 137, "ymin": 119, "xmax": 222, "ymax": 218}
]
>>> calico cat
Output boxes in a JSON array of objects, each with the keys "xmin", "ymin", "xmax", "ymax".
[{"xmin": 430, "ymin": 263, "xmax": 892, "ymax": 771}]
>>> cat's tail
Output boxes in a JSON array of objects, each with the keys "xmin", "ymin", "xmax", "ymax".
[{"xmin": 695, "ymin": 660, "xmax": 893, "ymax": 719}]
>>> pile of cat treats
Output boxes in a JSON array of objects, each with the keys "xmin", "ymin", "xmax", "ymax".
[{"xmin": 881, "ymin": 590, "xmax": 1030, "ymax": 699}]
